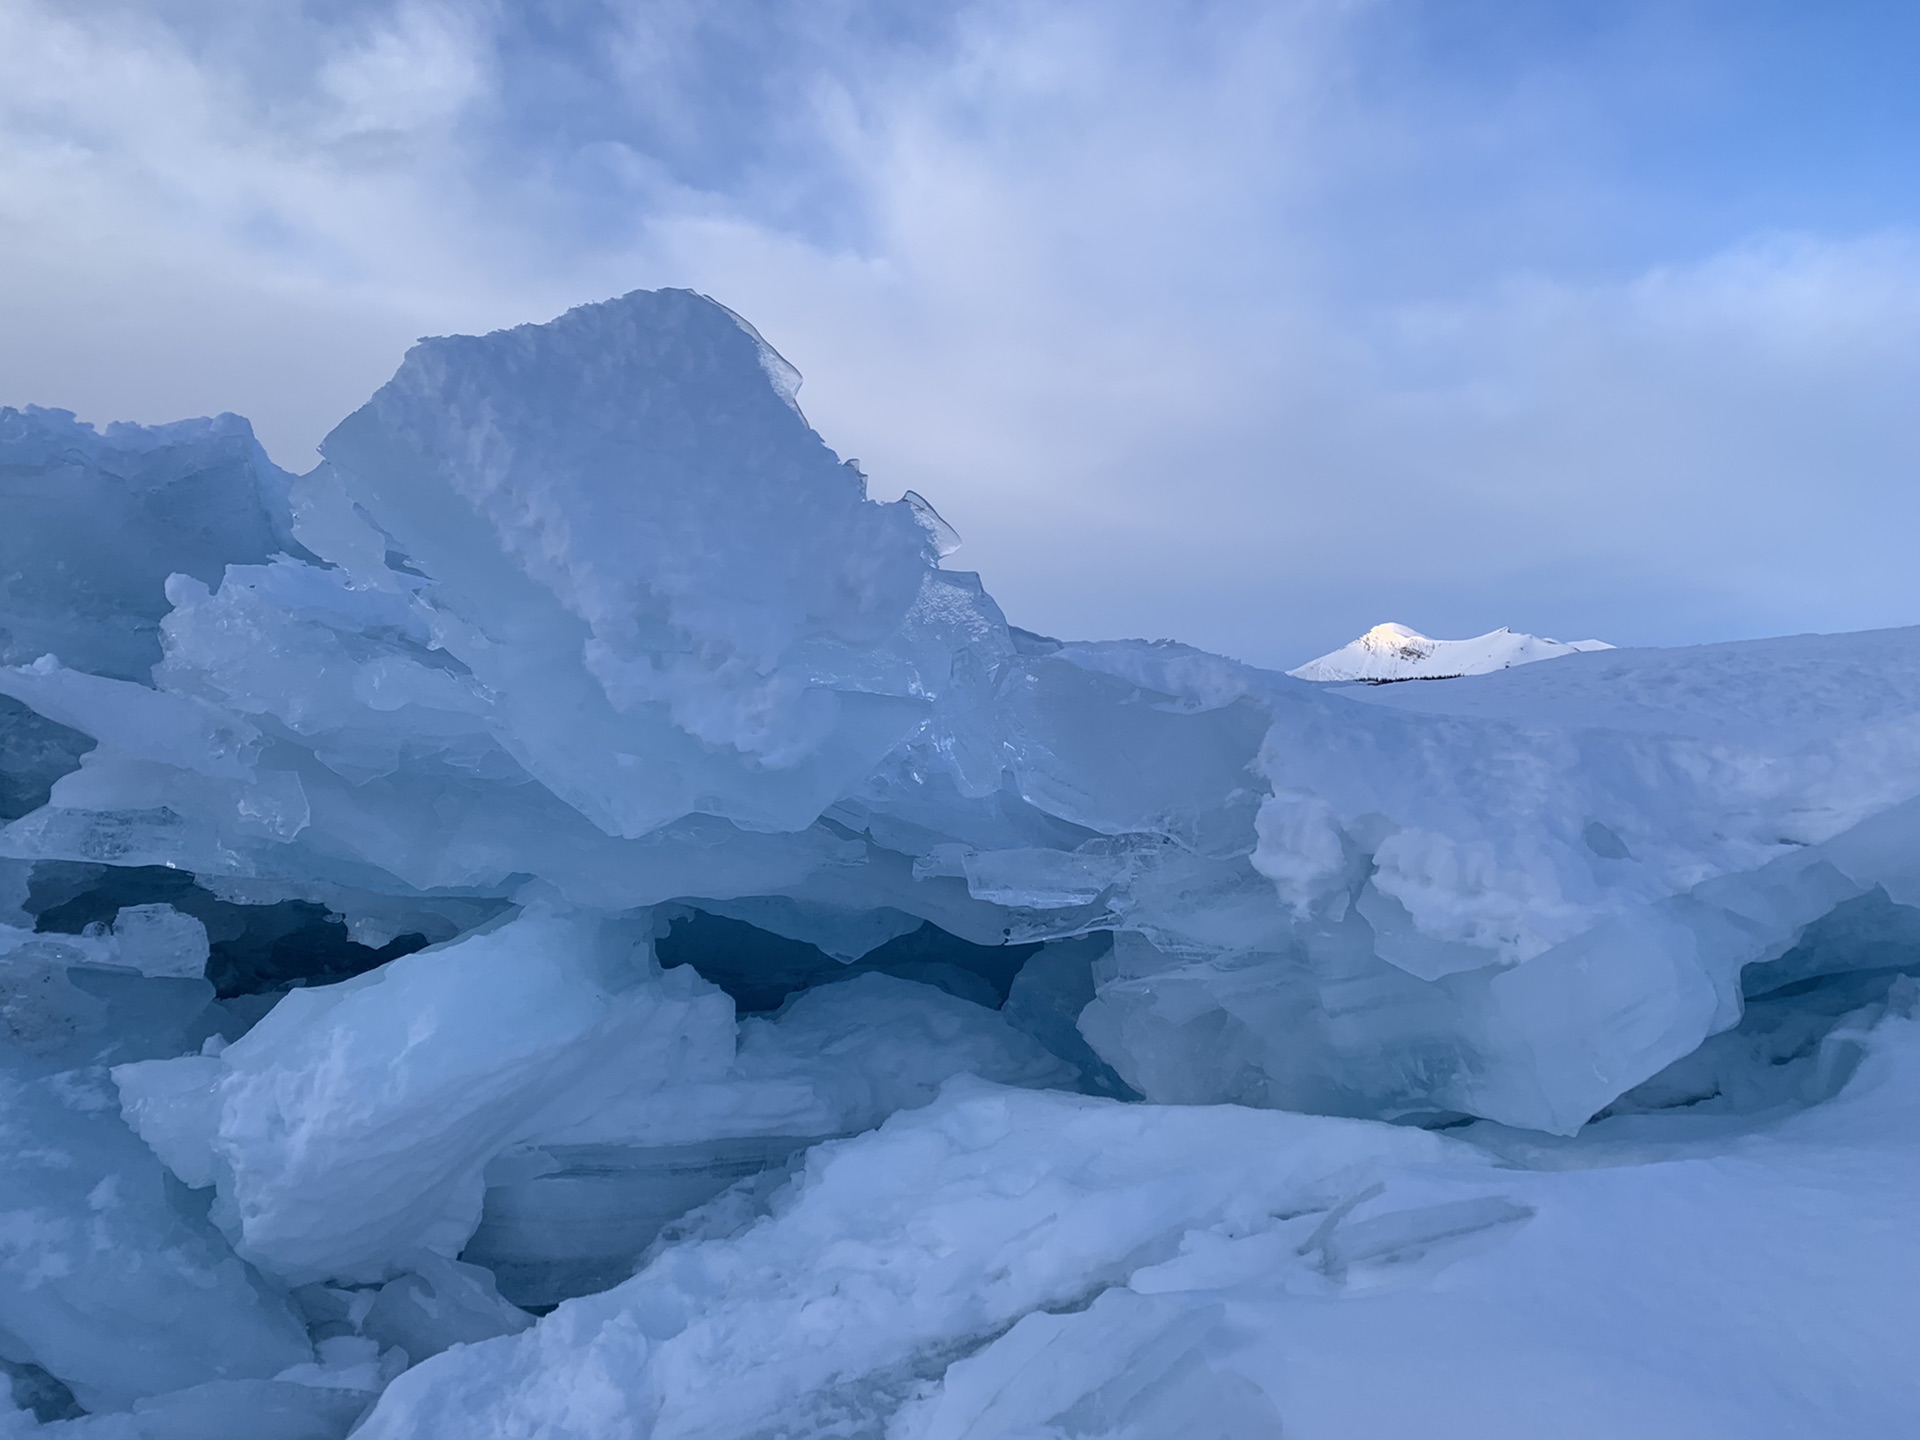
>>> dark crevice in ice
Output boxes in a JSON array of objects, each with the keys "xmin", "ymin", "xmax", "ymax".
[
  {"xmin": 0, "ymin": 694, "xmax": 96, "ymax": 822},
  {"xmin": 657, "ymin": 908, "xmax": 1043, "ymax": 1013},
  {"xmin": 1, "ymin": 1358, "xmax": 85, "ymax": 1424},
  {"xmin": 1741, "ymin": 886, "xmax": 1920, "ymax": 999},
  {"xmin": 24, "ymin": 862, "xmax": 430, "ymax": 997},
  {"xmin": 465, "ymin": 1137, "xmax": 821, "ymax": 1311},
  {"xmin": 1600, "ymin": 889, "xmax": 1920, "ymax": 1120}
]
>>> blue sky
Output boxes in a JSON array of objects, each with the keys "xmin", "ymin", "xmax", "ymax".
[{"xmin": 2, "ymin": 0, "xmax": 1916, "ymax": 667}]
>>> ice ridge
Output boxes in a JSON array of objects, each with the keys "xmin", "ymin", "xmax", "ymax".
[
  {"xmin": 5, "ymin": 289, "xmax": 1919, "ymax": 1133},
  {"xmin": 2, "ymin": 287, "xmax": 1919, "ymax": 1435}
]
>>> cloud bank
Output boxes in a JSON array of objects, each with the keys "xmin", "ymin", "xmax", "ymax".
[{"xmin": 1, "ymin": 0, "xmax": 1915, "ymax": 666}]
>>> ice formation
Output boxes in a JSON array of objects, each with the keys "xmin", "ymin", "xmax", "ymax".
[
  {"xmin": 1288, "ymin": 621, "xmax": 1614, "ymax": 683},
  {"xmin": 2, "ymin": 289, "xmax": 1917, "ymax": 1436}
]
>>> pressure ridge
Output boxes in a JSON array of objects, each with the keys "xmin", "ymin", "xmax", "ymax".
[{"xmin": 3, "ymin": 289, "xmax": 1919, "ymax": 1438}]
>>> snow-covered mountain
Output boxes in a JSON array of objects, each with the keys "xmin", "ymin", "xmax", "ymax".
[{"xmin": 1289, "ymin": 621, "xmax": 1613, "ymax": 683}]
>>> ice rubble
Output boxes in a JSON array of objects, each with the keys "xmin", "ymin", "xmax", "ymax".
[
  {"xmin": 115, "ymin": 907, "xmax": 1066, "ymax": 1302},
  {"xmin": 7, "ymin": 288, "xmax": 1918, "ymax": 1133},
  {"xmin": 1, "ymin": 286, "xmax": 1918, "ymax": 1434}
]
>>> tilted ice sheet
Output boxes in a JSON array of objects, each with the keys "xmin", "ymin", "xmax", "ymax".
[
  {"xmin": 113, "ymin": 909, "xmax": 733, "ymax": 1286},
  {"xmin": 1066, "ymin": 632, "xmax": 1920, "ymax": 1129},
  {"xmin": 301, "ymin": 290, "xmax": 942, "ymax": 834},
  {"xmin": 466, "ymin": 970, "xmax": 1075, "ymax": 1308},
  {"xmin": 112, "ymin": 906, "xmax": 1072, "ymax": 1297}
]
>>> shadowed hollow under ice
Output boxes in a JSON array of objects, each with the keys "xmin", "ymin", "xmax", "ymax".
[{"xmin": 2, "ymin": 290, "xmax": 1918, "ymax": 1437}]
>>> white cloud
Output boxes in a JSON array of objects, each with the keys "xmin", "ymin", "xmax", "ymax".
[
  {"xmin": 0, "ymin": 0, "xmax": 1914, "ymax": 666},
  {"xmin": 316, "ymin": 2, "xmax": 492, "ymax": 140}
]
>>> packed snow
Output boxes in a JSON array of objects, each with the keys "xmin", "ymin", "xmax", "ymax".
[
  {"xmin": 1288, "ymin": 621, "xmax": 1613, "ymax": 683},
  {"xmin": 1, "ymin": 290, "xmax": 1916, "ymax": 1436}
]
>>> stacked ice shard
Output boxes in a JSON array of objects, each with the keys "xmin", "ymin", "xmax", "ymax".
[{"xmin": 3, "ymin": 289, "xmax": 1920, "ymax": 1435}]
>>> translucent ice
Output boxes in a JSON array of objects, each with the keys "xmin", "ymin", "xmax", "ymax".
[
  {"xmin": 0, "ymin": 924, "xmax": 217, "ymax": 1074},
  {"xmin": 113, "ymin": 908, "xmax": 734, "ymax": 1285},
  {"xmin": 300, "ymin": 291, "xmax": 940, "ymax": 831},
  {"xmin": 467, "ymin": 970, "xmax": 1073, "ymax": 1307},
  {"xmin": 0, "ymin": 1068, "xmax": 311, "ymax": 1413},
  {"xmin": 0, "ymin": 407, "xmax": 297, "ymax": 683}
]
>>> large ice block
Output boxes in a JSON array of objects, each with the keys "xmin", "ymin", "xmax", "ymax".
[
  {"xmin": 0, "ymin": 407, "xmax": 296, "ymax": 682},
  {"xmin": 113, "ymin": 909, "xmax": 734, "ymax": 1286}
]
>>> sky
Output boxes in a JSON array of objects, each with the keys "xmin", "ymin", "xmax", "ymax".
[{"xmin": 1, "ymin": 0, "xmax": 1916, "ymax": 669}]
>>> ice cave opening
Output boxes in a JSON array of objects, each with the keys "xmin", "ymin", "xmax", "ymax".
[
  {"xmin": 21, "ymin": 862, "xmax": 440, "ymax": 999},
  {"xmin": 1601, "ymin": 886, "xmax": 1920, "ymax": 1121},
  {"xmin": 653, "ymin": 906, "xmax": 1049, "ymax": 1014}
]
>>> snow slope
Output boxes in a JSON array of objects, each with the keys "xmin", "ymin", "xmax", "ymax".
[
  {"xmin": 361, "ymin": 987, "xmax": 1920, "ymax": 1440},
  {"xmin": 1288, "ymin": 621, "xmax": 1613, "ymax": 682}
]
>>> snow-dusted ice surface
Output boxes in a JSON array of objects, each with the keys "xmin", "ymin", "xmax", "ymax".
[
  {"xmin": 1, "ymin": 288, "xmax": 1918, "ymax": 1435},
  {"xmin": 361, "ymin": 999, "xmax": 1920, "ymax": 1440}
]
